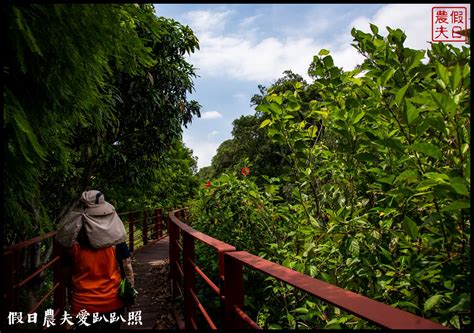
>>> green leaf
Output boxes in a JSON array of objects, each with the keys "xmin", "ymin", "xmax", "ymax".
[
  {"xmin": 450, "ymin": 64, "xmax": 462, "ymax": 90},
  {"xmin": 441, "ymin": 199, "xmax": 470, "ymax": 212},
  {"xmin": 307, "ymin": 125, "xmax": 318, "ymax": 138},
  {"xmin": 393, "ymin": 301, "xmax": 420, "ymax": 311},
  {"xmin": 412, "ymin": 142, "xmax": 442, "ymax": 160},
  {"xmin": 449, "ymin": 316, "xmax": 460, "ymax": 329},
  {"xmin": 374, "ymin": 38, "xmax": 384, "ymax": 48},
  {"xmin": 287, "ymin": 100, "xmax": 301, "ymax": 111},
  {"xmin": 379, "ymin": 246, "xmax": 392, "ymax": 261},
  {"xmin": 309, "ymin": 266, "xmax": 317, "ymax": 277},
  {"xmin": 395, "ymin": 82, "xmax": 410, "ymax": 106},
  {"xmin": 259, "ymin": 119, "xmax": 272, "ymax": 128},
  {"xmin": 12, "ymin": 111, "xmax": 47, "ymax": 161},
  {"xmin": 315, "ymin": 110, "xmax": 328, "ymax": 119},
  {"xmin": 424, "ymin": 295, "xmax": 443, "ymax": 312},
  {"xmin": 395, "ymin": 169, "xmax": 418, "ymax": 183},
  {"xmin": 406, "ymin": 50, "xmax": 425, "ymax": 72},
  {"xmin": 380, "ymin": 68, "xmax": 395, "ymax": 86},
  {"xmin": 248, "ymin": 190, "xmax": 258, "ymax": 198},
  {"xmin": 294, "ymin": 307, "xmax": 309, "ymax": 314},
  {"xmin": 318, "ymin": 49, "xmax": 330, "ymax": 56},
  {"xmin": 352, "ymin": 110, "xmax": 365, "ymax": 124},
  {"xmin": 443, "ymin": 280, "xmax": 454, "ymax": 291},
  {"xmin": 14, "ymin": 129, "xmax": 33, "ymax": 163},
  {"xmin": 430, "ymin": 91, "xmax": 457, "ymax": 116},
  {"xmin": 322, "ymin": 56, "xmax": 334, "ymax": 68},
  {"xmin": 380, "ymin": 136, "xmax": 403, "ymax": 152},
  {"xmin": 402, "ymin": 216, "xmax": 418, "ymax": 238},
  {"xmin": 267, "ymin": 94, "xmax": 283, "ymax": 105},
  {"xmin": 370, "ymin": 23, "xmax": 379, "ymax": 34},
  {"xmin": 269, "ymin": 324, "xmax": 282, "ymax": 329},
  {"xmin": 349, "ymin": 239, "xmax": 360, "ymax": 257},
  {"xmin": 448, "ymin": 177, "xmax": 469, "ymax": 196},
  {"xmin": 255, "ymin": 104, "xmax": 270, "ymax": 113},
  {"xmin": 435, "ymin": 61, "xmax": 449, "ymax": 87},
  {"xmin": 406, "ymin": 100, "xmax": 419, "ymax": 124},
  {"xmin": 13, "ymin": 7, "xmax": 43, "ymax": 56},
  {"xmin": 424, "ymin": 172, "xmax": 449, "ymax": 182},
  {"xmin": 377, "ymin": 175, "xmax": 395, "ymax": 185},
  {"xmin": 12, "ymin": 110, "xmax": 32, "ymax": 134},
  {"xmin": 447, "ymin": 293, "xmax": 469, "ymax": 312}
]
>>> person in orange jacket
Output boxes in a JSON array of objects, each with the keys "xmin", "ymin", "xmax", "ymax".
[{"xmin": 56, "ymin": 190, "xmax": 135, "ymax": 330}]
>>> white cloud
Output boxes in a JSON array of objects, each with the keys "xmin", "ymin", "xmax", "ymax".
[
  {"xmin": 190, "ymin": 33, "xmax": 326, "ymax": 82},
  {"xmin": 183, "ymin": 133, "xmax": 219, "ymax": 169},
  {"xmin": 184, "ymin": 10, "xmax": 233, "ymax": 35},
  {"xmin": 239, "ymin": 14, "xmax": 262, "ymax": 28},
  {"xmin": 333, "ymin": 4, "xmax": 471, "ymax": 70},
  {"xmin": 178, "ymin": 9, "xmax": 327, "ymax": 82},
  {"xmin": 351, "ymin": 4, "xmax": 433, "ymax": 50},
  {"xmin": 201, "ymin": 111, "xmax": 223, "ymax": 119},
  {"xmin": 233, "ymin": 92, "xmax": 247, "ymax": 103},
  {"xmin": 207, "ymin": 130, "xmax": 219, "ymax": 140},
  {"xmin": 185, "ymin": 5, "xmax": 470, "ymax": 83}
]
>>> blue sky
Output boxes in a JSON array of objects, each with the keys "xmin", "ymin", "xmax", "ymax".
[{"xmin": 153, "ymin": 4, "xmax": 470, "ymax": 169}]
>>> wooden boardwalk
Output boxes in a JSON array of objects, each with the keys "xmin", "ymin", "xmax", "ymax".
[{"xmin": 123, "ymin": 236, "xmax": 176, "ymax": 330}]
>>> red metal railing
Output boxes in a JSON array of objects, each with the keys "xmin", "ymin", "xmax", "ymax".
[
  {"xmin": 2, "ymin": 231, "xmax": 66, "ymax": 327},
  {"xmin": 168, "ymin": 209, "xmax": 448, "ymax": 330},
  {"xmin": 2, "ymin": 207, "xmax": 167, "ymax": 329},
  {"xmin": 123, "ymin": 208, "xmax": 168, "ymax": 252},
  {"xmin": 168, "ymin": 208, "xmax": 236, "ymax": 330}
]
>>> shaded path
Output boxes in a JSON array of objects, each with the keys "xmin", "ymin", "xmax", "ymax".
[{"xmin": 123, "ymin": 236, "xmax": 176, "ymax": 330}]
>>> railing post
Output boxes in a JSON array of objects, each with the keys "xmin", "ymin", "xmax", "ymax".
[
  {"xmin": 168, "ymin": 211, "xmax": 178, "ymax": 301},
  {"xmin": 218, "ymin": 251, "xmax": 226, "ymax": 328},
  {"xmin": 52, "ymin": 242, "xmax": 66, "ymax": 314},
  {"xmin": 223, "ymin": 254, "xmax": 244, "ymax": 329},
  {"xmin": 183, "ymin": 231, "xmax": 197, "ymax": 330},
  {"xmin": 143, "ymin": 210, "xmax": 148, "ymax": 246},
  {"xmin": 129, "ymin": 213, "xmax": 135, "ymax": 253},
  {"xmin": 3, "ymin": 251, "xmax": 17, "ymax": 322},
  {"xmin": 155, "ymin": 208, "xmax": 162, "ymax": 239},
  {"xmin": 12, "ymin": 251, "xmax": 20, "ymax": 312}
]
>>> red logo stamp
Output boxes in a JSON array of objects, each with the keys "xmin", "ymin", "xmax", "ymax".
[{"xmin": 432, "ymin": 7, "xmax": 468, "ymax": 42}]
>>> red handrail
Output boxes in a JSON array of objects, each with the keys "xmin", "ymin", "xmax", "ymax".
[
  {"xmin": 168, "ymin": 209, "xmax": 236, "ymax": 330},
  {"xmin": 169, "ymin": 209, "xmax": 448, "ymax": 330},
  {"xmin": 224, "ymin": 251, "xmax": 448, "ymax": 330},
  {"xmin": 2, "ymin": 207, "xmax": 166, "ymax": 329},
  {"xmin": 2, "ymin": 234, "xmax": 66, "ymax": 328}
]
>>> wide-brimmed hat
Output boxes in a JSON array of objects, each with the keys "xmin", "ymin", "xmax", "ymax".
[{"xmin": 80, "ymin": 190, "xmax": 115, "ymax": 216}]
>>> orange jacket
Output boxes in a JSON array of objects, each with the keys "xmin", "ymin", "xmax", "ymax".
[{"xmin": 70, "ymin": 243, "xmax": 124, "ymax": 315}]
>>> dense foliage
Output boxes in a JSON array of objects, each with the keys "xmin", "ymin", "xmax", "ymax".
[
  {"xmin": 104, "ymin": 140, "xmax": 199, "ymax": 211},
  {"xmin": 4, "ymin": 4, "xmax": 200, "ymax": 243},
  {"xmin": 5, "ymin": 5, "xmax": 470, "ymax": 329},
  {"xmin": 190, "ymin": 25, "xmax": 470, "ymax": 329},
  {"xmin": 204, "ymin": 116, "xmax": 289, "ymax": 184}
]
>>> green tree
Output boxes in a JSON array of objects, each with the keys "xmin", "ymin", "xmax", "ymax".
[
  {"xmin": 192, "ymin": 25, "xmax": 470, "ymax": 329},
  {"xmin": 196, "ymin": 166, "xmax": 214, "ymax": 182},
  {"xmin": 103, "ymin": 139, "xmax": 199, "ymax": 211},
  {"xmin": 4, "ymin": 4, "xmax": 201, "ymax": 243}
]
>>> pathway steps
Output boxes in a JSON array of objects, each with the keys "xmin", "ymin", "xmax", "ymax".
[{"xmin": 123, "ymin": 237, "xmax": 176, "ymax": 330}]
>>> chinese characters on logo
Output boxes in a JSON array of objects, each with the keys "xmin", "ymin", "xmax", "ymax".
[
  {"xmin": 7, "ymin": 309, "xmax": 143, "ymax": 327},
  {"xmin": 432, "ymin": 7, "xmax": 467, "ymax": 42}
]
